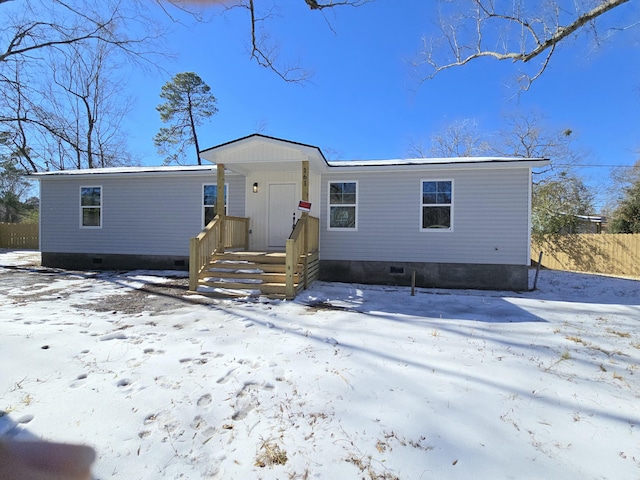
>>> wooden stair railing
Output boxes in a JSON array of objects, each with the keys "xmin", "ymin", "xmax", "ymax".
[
  {"xmin": 189, "ymin": 215, "xmax": 249, "ymax": 291},
  {"xmin": 285, "ymin": 215, "xmax": 319, "ymax": 299}
]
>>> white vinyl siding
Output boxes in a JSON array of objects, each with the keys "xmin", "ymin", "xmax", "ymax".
[
  {"xmin": 328, "ymin": 181, "xmax": 357, "ymax": 230},
  {"xmin": 40, "ymin": 173, "xmax": 245, "ymax": 256},
  {"xmin": 320, "ymin": 168, "xmax": 531, "ymax": 265},
  {"xmin": 80, "ymin": 186, "xmax": 102, "ymax": 228}
]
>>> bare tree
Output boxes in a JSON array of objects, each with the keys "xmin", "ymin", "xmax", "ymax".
[
  {"xmin": 51, "ymin": 41, "xmax": 134, "ymax": 169},
  {"xmin": 222, "ymin": 0, "xmax": 370, "ymax": 82},
  {"xmin": 418, "ymin": 0, "xmax": 636, "ymax": 89},
  {"xmin": 1, "ymin": 37, "xmax": 135, "ymax": 172},
  {"xmin": 495, "ymin": 112, "xmax": 595, "ymax": 234},
  {"xmin": 0, "ymin": 0, "xmax": 168, "ymax": 172},
  {"xmin": 491, "ymin": 111, "xmax": 581, "ymax": 182},
  {"xmin": 0, "ymin": 0, "xmax": 165, "ymax": 66},
  {"xmin": 426, "ymin": 119, "xmax": 491, "ymax": 157}
]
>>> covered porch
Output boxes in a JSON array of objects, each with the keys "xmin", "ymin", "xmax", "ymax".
[{"xmin": 189, "ymin": 135, "xmax": 325, "ymax": 299}]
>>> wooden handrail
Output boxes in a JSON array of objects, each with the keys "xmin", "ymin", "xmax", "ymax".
[
  {"xmin": 285, "ymin": 215, "xmax": 319, "ymax": 299},
  {"xmin": 189, "ymin": 215, "xmax": 250, "ymax": 291}
]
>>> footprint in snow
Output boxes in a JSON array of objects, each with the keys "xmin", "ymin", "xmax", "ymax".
[
  {"xmin": 216, "ymin": 367, "xmax": 238, "ymax": 384},
  {"xmin": 190, "ymin": 415, "xmax": 207, "ymax": 430},
  {"xmin": 143, "ymin": 348, "xmax": 165, "ymax": 355},
  {"xmin": 99, "ymin": 332, "xmax": 127, "ymax": 341},
  {"xmin": 231, "ymin": 382, "xmax": 274, "ymax": 421},
  {"xmin": 154, "ymin": 376, "xmax": 180, "ymax": 390},
  {"xmin": 116, "ymin": 378, "xmax": 132, "ymax": 388},
  {"xmin": 180, "ymin": 357, "xmax": 209, "ymax": 365},
  {"xmin": 201, "ymin": 351, "xmax": 224, "ymax": 358},
  {"xmin": 69, "ymin": 373, "xmax": 88, "ymax": 388},
  {"xmin": 16, "ymin": 414, "xmax": 34, "ymax": 425},
  {"xmin": 143, "ymin": 413, "xmax": 157, "ymax": 425},
  {"xmin": 197, "ymin": 393, "xmax": 213, "ymax": 407}
]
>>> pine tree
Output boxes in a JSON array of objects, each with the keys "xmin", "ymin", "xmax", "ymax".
[{"xmin": 154, "ymin": 72, "xmax": 218, "ymax": 165}]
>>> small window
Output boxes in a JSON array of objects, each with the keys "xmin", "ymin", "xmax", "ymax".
[
  {"xmin": 421, "ymin": 180, "xmax": 452, "ymax": 230},
  {"xmin": 203, "ymin": 184, "xmax": 227, "ymax": 226},
  {"xmin": 80, "ymin": 186, "xmax": 102, "ymax": 228},
  {"xmin": 329, "ymin": 181, "xmax": 357, "ymax": 230}
]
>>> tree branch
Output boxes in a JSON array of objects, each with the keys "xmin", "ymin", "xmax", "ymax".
[
  {"xmin": 419, "ymin": 0, "xmax": 633, "ymax": 88},
  {"xmin": 522, "ymin": 0, "xmax": 629, "ymax": 63},
  {"xmin": 224, "ymin": 0, "xmax": 368, "ymax": 83}
]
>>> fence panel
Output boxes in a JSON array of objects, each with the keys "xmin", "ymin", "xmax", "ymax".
[
  {"xmin": 0, "ymin": 223, "xmax": 39, "ymax": 249},
  {"xmin": 532, "ymin": 234, "xmax": 640, "ymax": 277}
]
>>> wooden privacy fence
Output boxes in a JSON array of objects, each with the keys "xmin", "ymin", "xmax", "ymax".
[
  {"xmin": 532, "ymin": 234, "xmax": 640, "ymax": 277},
  {"xmin": 0, "ymin": 223, "xmax": 39, "ymax": 249}
]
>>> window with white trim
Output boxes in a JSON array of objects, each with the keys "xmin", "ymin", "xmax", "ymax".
[
  {"xmin": 421, "ymin": 180, "xmax": 452, "ymax": 230},
  {"xmin": 203, "ymin": 184, "xmax": 227, "ymax": 226},
  {"xmin": 328, "ymin": 181, "xmax": 357, "ymax": 229},
  {"xmin": 80, "ymin": 186, "xmax": 102, "ymax": 228}
]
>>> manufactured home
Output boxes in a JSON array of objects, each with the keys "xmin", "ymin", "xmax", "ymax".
[{"xmin": 32, "ymin": 134, "xmax": 549, "ymax": 297}]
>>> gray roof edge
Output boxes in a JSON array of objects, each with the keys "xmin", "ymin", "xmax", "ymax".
[
  {"xmin": 326, "ymin": 157, "xmax": 550, "ymax": 168},
  {"xmin": 29, "ymin": 165, "xmax": 220, "ymax": 178}
]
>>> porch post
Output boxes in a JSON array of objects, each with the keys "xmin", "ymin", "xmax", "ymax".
[
  {"xmin": 301, "ymin": 160, "xmax": 309, "ymax": 289},
  {"xmin": 302, "ymin": 160, "xmax": 309, "ymax": 204},
  {"xmin": 217, "ymin": 163, "xmax": 226, "ymax": 253}
]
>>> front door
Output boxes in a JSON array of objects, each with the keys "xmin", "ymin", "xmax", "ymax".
[{"xmin": 268, "ymin": 183, "xmax": 296, "ymax": 248}]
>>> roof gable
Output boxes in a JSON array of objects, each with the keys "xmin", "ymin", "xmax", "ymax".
[{"xmin": 199, "ymin": 134, "xmax": 329, "ymax": 175}]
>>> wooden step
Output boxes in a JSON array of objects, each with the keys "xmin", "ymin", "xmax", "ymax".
[
  {"xmin": 198, "ymin": 280, "xmax": 289, "ymax": 296},
  {"xmin": 205, "ymin": 261, "xmax": 289, "ymax": 274},
  {"xmin": 212, "ymin": 251, "xmax": 286, "ymax": 264},
  {"xmin": 200, "ymin": 270, "xmax": 294, "ymax": 283},
  {"xmin": 193, "ymin": 250, "xmax": 314, "ymax": 300}
]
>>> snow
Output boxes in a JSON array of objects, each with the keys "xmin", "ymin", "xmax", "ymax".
[{"xmin": 1, "ymin": 250, "xmax": 639, "ymax": 479}]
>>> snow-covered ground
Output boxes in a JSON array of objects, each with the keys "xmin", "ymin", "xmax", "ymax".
[{"xmin": 1, "ymin": 249, "xmax": 639, "ymax": 479}]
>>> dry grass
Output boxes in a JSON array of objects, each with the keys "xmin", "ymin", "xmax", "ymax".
[
  {"xmin": 606, "ymin": 329, "xmax": 631, "ymax": 338},
  {"xmin": 544, "ymin": 350, "xmax": 571, "ymax": 372},
  {"xmin": 255, "ymin": 440, "xmax": 288, "ymax": 468},
  {"xmin": 345, "ymin": 454, "xmax": 400, "ymax": 480}
]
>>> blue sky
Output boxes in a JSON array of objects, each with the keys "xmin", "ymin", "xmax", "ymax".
[{"xmin": 124, "ymin": 1, "xmax": 640, "ymax": 205}]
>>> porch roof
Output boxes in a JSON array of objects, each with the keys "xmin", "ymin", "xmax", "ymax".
[{"xmin": 199, "ymin": 134, "xmax": 329, "ymax": 175}]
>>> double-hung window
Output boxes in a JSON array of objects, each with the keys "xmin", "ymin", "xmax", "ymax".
[
  {"xmin": 421, "ymin": 180, "xmax": 453, "ymax": 230},
  {"xmin": 328, "ymin": 181, "xmax": 357, "ymax": 230},
  {"xmin": 80, "ymin": 186, "xmax": 102, "ymax": 228},
  {"xmin": 203, "ymin": 184, "xmax": 227, "ymax": 226}
]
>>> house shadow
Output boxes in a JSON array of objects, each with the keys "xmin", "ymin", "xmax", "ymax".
[
  {"xmin": 297, "ymin": 281, "xmax": 547, "ymax": 324},
  {"xmin": 296, "ymin": 266, "xmax": 640, "ymax": 323}
]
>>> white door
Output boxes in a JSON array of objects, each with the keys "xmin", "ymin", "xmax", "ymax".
[{"xmin": 268, "ymin": 183, "xmax": 296, "ymax": 248}]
